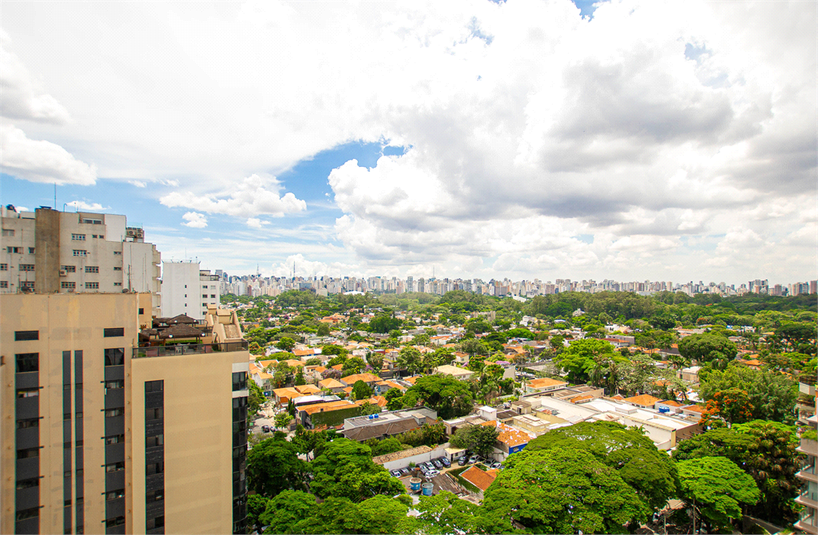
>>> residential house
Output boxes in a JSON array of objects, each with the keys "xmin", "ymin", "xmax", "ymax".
[
  {"xmin": 433, "ymin": 364, "xmax": 475, "ymax": 381},
  {"xmin": 624, "ymin": 394, "xmax": 662, "ymax": 409},
  {"xmin": 460, "ymin": 465, "xmax": 500, "ymax": 494},
  {"xmin": 525, "ymin": 377, "xmax": 568, "ymax": 394},
  {"xmin": 480, "ymin": 421, "xmax": 532, "ymax": 457},
  {"xmin": 318, "ymin": 378, "xmax": 346, "ymax": 393}
]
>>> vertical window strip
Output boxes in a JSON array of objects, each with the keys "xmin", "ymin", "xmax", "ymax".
[
  {"xmin": 63, "ymin": 351, "xmax": 73, "ymax": 533},
  {"xmin": 74, "ymin": 350, "xmax": 84, "ymax": 533}
]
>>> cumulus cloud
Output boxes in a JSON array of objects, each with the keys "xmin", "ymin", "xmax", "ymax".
[
  {"xmin": 129, "ymin": 180, "xmax": 147, "ymax": 188},
  {"xmin": 246, "ymin": 218, "xmax": 270, "ymax": 229},
  {"xmin": 271, "ymin": 254, "xmax": 358, "ymax": 278},
  {"xmin": 160, "ymin": 174, "xmax": 306, "ymax": 218},
  {"xmin": 182, "ymin": 212, "xmax": 208, "ymax": 228},
  {"xmin": 66, "ymin": 200, "xmax": 107, "ymax": 211},
  {"xmin": 0, "ymin": 31, "xmax": 71, "ymax": 124},
  {"xmin": 0, "ymin": 125, "xmax": 97, "ymax": 185}
]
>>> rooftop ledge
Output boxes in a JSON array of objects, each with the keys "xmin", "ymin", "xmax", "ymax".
[{"xmin": 134, "ymin": 341, "xmax": 248, "ymax": 359}]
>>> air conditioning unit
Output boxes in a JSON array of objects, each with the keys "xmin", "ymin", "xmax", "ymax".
[{"xmin": 59, "ymin": 270, "xmax": 67, "ymax": 277}]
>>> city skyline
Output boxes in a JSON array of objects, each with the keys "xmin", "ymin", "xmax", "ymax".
[{"xmin": 1, "ymin": 0, "xmax": 816, "ymax": 283}]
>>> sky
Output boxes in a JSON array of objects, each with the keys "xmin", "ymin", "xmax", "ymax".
[{"xmin": 1, "ymin": 0, "xmax": 816, "ymax": 285}]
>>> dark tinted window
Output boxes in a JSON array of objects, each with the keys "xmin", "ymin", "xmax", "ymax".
[
  {"xmin": 104, "ymin": 348, "xmax": 124, "ymax": 366},
  {"xmin": 103, "ymin": 328, "xmax": 124, "ymax": 338},
  {"xmin": 16, "ymin": 353, "xmax": 38, "ymax": 373},
  {"xmin": 15, "ymin": 330, "xmax": 39, "ymax": 341}
]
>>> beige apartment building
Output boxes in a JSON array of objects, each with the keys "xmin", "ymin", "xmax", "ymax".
[
  {"xmin": 0, "ymin": 206, "xmax": 161, "ymax": 316},
  {"xmin": 1, "ymin": 292, "xmax": 249, "ymax": 535}
]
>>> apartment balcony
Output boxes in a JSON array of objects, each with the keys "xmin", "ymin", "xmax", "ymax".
[
  {"xmin": 133, "ymin": 341, "xmax": 248, "ymax": 359},
  {"xmin": 796, "ymin": 488, "xmax": 818, "ymax": 510},
  {"xmin": 795, "ymin": 513, "xmax": 818, "ymax": 535},
  {"xmin": 799, "ymin": 439, "xmax": 818, "ymax": 457},
  {"xmin": 799, "ymin": 465, "xmax": 818, "ymax": 484}
]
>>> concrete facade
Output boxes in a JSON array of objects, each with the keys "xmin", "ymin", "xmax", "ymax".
[
  {"xmin": 1, "ymin": 293, "xmax": 247, "ymax": 535},
  {"xmin": 160, "ymin": 261, "xmax": 220, "ymax": 320},
  {"xmin": 0, "ymin": 207, "xmax": 162, "ymax": 316}
]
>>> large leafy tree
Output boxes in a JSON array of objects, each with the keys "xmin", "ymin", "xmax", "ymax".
[
  {"xmin": 396, "ymin": 346, "xmax": 424, "ymax": 375},
  {"xmin": 676, "ymin": 457, "xmax": 759, "ymax": 532},
  {"xmin": 699, "ymin": 387, "xmax": 754, "ymax": 426},
  {"xmin": 309, "ymin": 438, "xmax": 404, "ymax": 501},
  {"xmin": 351, "ymin": 380, "xmax": 373, "ymax": 400},
  {"xmin": 413, "ymin": 491, "xmax": 491, "ymax": 534},
  {"xmin": 554, "ymin": 338, "xmax": 617, "ymax": 383},
  {"xmin": 449, "ymin": 423, "xmax": 500, "ymax": 457},
  {"xmin": 698, "ymin": 364, "xmax": 798, "ymax": 423},
  {"xmin": 403, "ymin": 374, "xmax": 474, "ymax": 419},
  {"xmin": 526, "ymin": 421, "xmax": 677, "ymax": 511},
  {"xmin": 678, "ymin": 333, "xmax": 737, "ymax": 364},
  {"xmin": 735, "ymin": 420, "xmax": 803, "ymax": 524},
  {"xmin": 246, "ymin": 434, "xmax": 308, "ymax": 497},
  {"xmin": 482, "ymin": 448, "xmax": 648, "ymax": 534},
  {"xmin": 260, "ymin": 490, "xmax": 317, "ymax": 534}
]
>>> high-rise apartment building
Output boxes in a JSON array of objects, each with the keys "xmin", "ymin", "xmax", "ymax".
[
  {"xmin": 160, "ymin": 261, "xmax": 220, "ymax": 320},
  {"xmin": 0, "ymin": 206, "xmax": 161, "ymax": 316},
  {"xmin": 795, "ymin": 389, "xmax": 818, "ymax": 535},
  {"xmin": 1, "ymin": 293, "xmax": 248, "ymax": 535}
]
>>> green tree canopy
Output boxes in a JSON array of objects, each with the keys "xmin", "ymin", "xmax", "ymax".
[
  {"xmin": 554, "ymin": 338, "xmax": 617, "ymax": 383},
  {"xmin": 396, "ymin": 346, "xmax": 423, "ymax": 375},
  {"xmin": 678, "ymin": 333, "xmax": 737, "ymax": 363},
  {"xmin": 526, "ymin": 421, "xmax": 677, "ymax": 511},
  {"xmin": 449, "ymin": 423, "xmax": 500, "ymax": 457},
  {"xmin": 275, "ymin": 336, "xmax": 296, "ymax": 352},
  {"xmin": 403, "ymin": 375, "xmax": 474, "ymax": 419},
  {"xmin": 246, "ymin": 434, "xmax": 308, "ymax": 497},
  {"xmin": 698, "ymin": 364, "xmax": 797, "ymax": 423},
  {"xmin": 482, "ymin": 448, "xmax": 648, "ymax": 534},
  {"xmin": 676, "ymin": 456, "xmax": 759, "ymax": 532}
]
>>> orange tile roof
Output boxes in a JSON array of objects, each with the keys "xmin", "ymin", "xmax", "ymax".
[
  {"xmin": 294, "ymin": 385, "xmax": 321, "ymax": 394},
  {"xmin": 528, "ymin": 377, "xmax": 568, "ymax": 389},
  {"xmin": 318, "ymin": 378, "xmax": 345, "ymax": 389},
  {"xmin": 293, "ymin": 349, "xmax": 316, "ymax": 356},
  {"xmin": 356, "ymin": 395, "xmax": 387, "ymax": 408},
  {"xmin": 624, "ymin": 394, "xmax": 661, "ymax": 407},
  {"xmin": 284, "ymin": 359, "xmax": 305, "ymax": 367},
  {"xmin": 341, "ymin": 372, "xmax": 381, "ymax": 385},
  {"xmin": 480, "ymin": 421, "xmax": 531, "ymax": 447},
  {"xmin": 460, "ymin": 465, "xmax": 499, "ymax": 492},
  {"xmin": 570, "ymin": 394, "xmax": 594, "ymax": 404},
  {"xmin": 657, "ymin": 400, "xmax": 684, "ymax": 407},
  {"xmin": 301, "ymin": 400, "xmax": 357, "ymax": 416},
  {"xmin": 683, "ymin": 404, "xmax": 707, "ymax": 413}
]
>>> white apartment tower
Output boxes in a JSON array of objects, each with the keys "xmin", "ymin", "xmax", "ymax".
[
  {"xmin": 160, "ymin": 261, "xmax": 220, "ymax": 320},
  {"xmin": 0, "ymin": 206, "xmax": 161, "ymax": 315}
]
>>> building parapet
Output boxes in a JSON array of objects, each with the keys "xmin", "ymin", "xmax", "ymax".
[{"xmin": 134, "ymin": 341, "xmax": 248, "ymax": 359}]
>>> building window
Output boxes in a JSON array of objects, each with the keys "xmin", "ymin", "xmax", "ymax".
[
  {"xmin": 80, "ymin": 218, "xmax": 102, "ymax": 225},
  {"xmin": 145, "ymin": 435, "xmax": 164, "ymax": 448},
  {"xmin": 138, "ymin": 308, "xmax": 145, "ymax": 315},
  {"xmin": 0, "ymin": 263, "xmax": 7, "ymax": 270},
  {"xmin": 105, "ymin": 462, "xmax": 125, "ymax": 472},
  {"xmin": 104, "ymin": 348, "xmax": 124, "ymax": 366},
  {"xmin": 15, "ymin": 330, "xmax": 39, "ymax": 341},
  {"xmin": 113, "ymin": 251, "xmax": 122, "ymax": 256},
  {"xmin": 104, "ymin": 434, "xmax": 125, "ymax": 445},
  {"xmin": 145, "ymin": 407, "xmax": 163, "ymax": 420},
  {"xmin": 20, "ymin": 264, "xmax": 35, "ymax": 272},
  {"xmin": 104, "ymin": 328, "xmax": 124, "ymax": 338},
  {"xmin": 17, "ymin": 447, "xmax": 41, "ymax": 459},
  {"xmin": 113, "ymin": 266, "xmax": 122, "ymax": 271},
  {"xmin": 73, "ymin": 250, "xmax": 87, "ymax": 257},
  {"xmin": 1, "ymin": 228, "xmax": 14, "ymax": 236},
  {"xmin": 104, "ymin": 409, "xmax": 124, "ymax": 417},
  {"xmin": 146, "ymin": 462, "xmax": 164, "ymax": 475},
  {"xmin": 28, "ymin": 247, "xmax": 35, "ymax": 254},
  {"xmin": 105, "ymin": 490, "xmax": 125, "ymax": 500},
  {"xmin": 113, "ymin": 282, "xmax": 122, "ymax": 287},
  {"xmin": 85, "ymin": 266, "xmax": 99, "ymax": 273},
  {"xmin": 232, "ymin": 372, "xmax": 247, "ymax": 392},
  {"xmin": 0, "ymin": 281, "xmax": 8, "ymax": 288},
  {"xmin": 85, "ymin": 282, "xmax": 99, "ymax": 289},
  {"xmin": 202, "ymin": 294, "xmax": 207, "ymax": 299},
  {"xmin": 98, "ymin": 235, "xmax": 104, "ymax": 239},
  {"xmin": 61, "ymin": 282, "xmax": 76, "ymax": 290},
  {"xmin": 7, "ymin": 246, "xmax": 22, "ymax": 253},
  {"xmin": 15, "ymin": 353, "xmax": 38, "ymax": 372},
  {"xmin": 61, "ymin": 265, "xmax": 76, "ymax": 272},
  {"xmin": 20, "ymin": 281, "xmax": 34, "ymax": 290},
  {"xmin": 104, "ymin": 380, "xmax": 125, "ymax": 393},
  {"xmin": 211, "ymin": 294, "xmax": 216, "ymax": 298},
  {"xmin": 72, "ymin": 234, "xmax": 86, "ymax": 241}
]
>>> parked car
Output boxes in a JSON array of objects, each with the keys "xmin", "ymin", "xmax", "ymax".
[
  {"xmin": 440, "ymin": 457, "xmax": 451, "ymax": 467},
  {"xmin": 400, "ymin": 467, "xmax": 410, "ymax": 476},
  {"xmin": 432, "ymin": 459, "xmax": 442, "ymax": 469},
  {"xmin": 426, "ymin": 469, "xmax": 439, "ymax": 478},
  {"xmin": 468, "ymin": 455, "xmax": 478, "ymax": 464},
  {"xmin": 458, "ymin": 456, "xmax": 468, "ymax": 466},
  {"xmin": 490, "ymin": 461, "xmax": 501, "ymax": 469},
  {"xmin": 391, "ymin": 469, "xmax": 402, "ymax": 478},
  {"xmin": 261, "ymin": 425, "xmax": 270, "ymax": 432}
]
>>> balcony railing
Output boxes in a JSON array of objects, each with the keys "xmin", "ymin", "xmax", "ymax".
[{"xmin": 133, "ymin": 341, "xmax": 248, "ymax": 359}]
